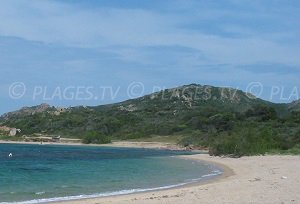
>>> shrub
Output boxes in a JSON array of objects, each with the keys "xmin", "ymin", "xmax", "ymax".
[
  {"xmin": 245, "ymin": 105, "xmax": 277, "ymax": 121},
  {"xmin": 209, "ymin": 127, "xmax": 280, "ymax": 157},
  {"xmin": 82, "ymin": 131, "xmax": 111, "ymax": 144}
]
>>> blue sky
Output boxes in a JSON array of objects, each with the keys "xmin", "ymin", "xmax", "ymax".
[{"xmin": 0, "ymin": 0, "xmax": 299, "ymax": 114}]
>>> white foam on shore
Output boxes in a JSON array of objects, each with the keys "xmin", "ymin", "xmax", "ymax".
[
  {"xmin": 1, "ymin": 170, "xmax": 222, "ymax": 204},
  {"xmin": 185, "ymin": 170, "xmax": 223, "ymax": 182}
]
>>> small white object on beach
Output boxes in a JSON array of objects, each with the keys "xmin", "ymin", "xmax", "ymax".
[
  {"xmin": 281, "ymin": 176, "xmax": 287, "ymax": 179},
  {"xmin": 8, "ymin": 153, "xmax": 13, "ymax": 157}
]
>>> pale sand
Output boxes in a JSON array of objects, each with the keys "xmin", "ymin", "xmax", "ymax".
[
  {"xmin": 2, "ymin": 140, "xmax": 300, "ymax": 203},
  {"xmin": 100, "ymin": 141, "xmax": 187, "ymax": 150},
  {"xmin": 0, "ymin": 140, "xmax": 187, "ymax": 150},
  {"xmin": 53, "ymin": 154, "xmax": 300, "ymax": 204}
]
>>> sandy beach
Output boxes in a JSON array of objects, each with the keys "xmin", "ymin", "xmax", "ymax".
[
  {"xmin": 2, "ymin": 140, "xmax": 300, "ymax": 203},
  {"xmin": 49, "ymin": 154, "xmax": 300, "ymax": 204},
  {"xmin": 0, "ymin": 140, "xmax": 188, "ymax": 150}
]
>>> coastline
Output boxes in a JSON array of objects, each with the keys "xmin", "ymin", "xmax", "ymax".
[
  {"xmin": 52, "ymin": 154, "xmax": 300, "ymax": 204},
  {"xmin": 2, "ymin": 141, "xmax": 300, "ymax": 203},
  {"xmin": 46, "ymin": 154, "xmax": 232, "ymax": 204},
  {"xmin": 0, "ymin": 140, "xmax": 189, "ymax": 151}
]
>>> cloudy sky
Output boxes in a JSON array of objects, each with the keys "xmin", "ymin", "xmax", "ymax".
[{"xmin": 0, "ymin": 0, "xmax": 299, "ymax": 114}]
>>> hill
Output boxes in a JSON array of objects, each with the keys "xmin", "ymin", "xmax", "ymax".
[
  {"xmin": 288, "ymin": 100, "xmax": 300, "ymax": 112},
  {"xmin": 1, "ymin": 84, "xmax": 299, "ymax": 156}
]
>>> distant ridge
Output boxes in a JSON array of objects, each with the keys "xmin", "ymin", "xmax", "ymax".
[
  {"xmin": 1, "ymin": 103, "xmax": 51, "ymax": 118},
  {"xmin": 0, "ymin": 84, "xmax": 298, "ymax": 138}
]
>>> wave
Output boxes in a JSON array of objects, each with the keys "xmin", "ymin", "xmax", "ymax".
[
  {"xmin": 184, "ymin": 170, "xmax": 222, "ymax": 182},
  {"xmin": 34, "ymin": 192, "xmax": 45, "ymax": 195},
  {"xmin": 1, "ymin": 170, "xmax": 222, "ymax": 204}
]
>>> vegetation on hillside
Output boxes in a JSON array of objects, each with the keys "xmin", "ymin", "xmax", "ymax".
[
  {"xmin": 0, "ymin": 84, "xmax": 299, "ymax": 155},
  {"xmin": 82, "ymin": 131, "xmax": 111, "ymax": 144}
]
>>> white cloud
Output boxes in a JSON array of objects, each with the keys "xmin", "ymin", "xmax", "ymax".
[
  {"xmin": 0, "ymin": 0, "xmax": 299, "ymax": 95},
  {"xmin": 0, "ymin": 0, "xmax": 299, "ymax": 68}
]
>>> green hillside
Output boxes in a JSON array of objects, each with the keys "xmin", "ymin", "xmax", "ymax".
[{"xmin": 1, "ymin": 84, "xmax": 299, "ymax": 156}]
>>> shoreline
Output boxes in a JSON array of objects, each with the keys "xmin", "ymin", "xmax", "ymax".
[
  {"xmin": 18, "ymin": 157, "xmax": 228, "ymax": 204},
  {"xmin": 52, "ymin": 154, "xmax": 300, "ymax": 204},
  {"xmin": 0, "ymin": 140, "xmax": 190, "ymax": 151},
  {"xmin": 50, "ymin": 154, "xmax": 233, "ymax": 204},
  {"xmin": 2, "ymin": 141, "xmax": 300, "ymax": 203},
  {"xmin": 1, "ymin": 140, "xmax": 230, "ymax": 203}
]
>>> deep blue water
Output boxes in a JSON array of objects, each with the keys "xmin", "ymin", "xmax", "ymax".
[{"xmin": 0, "ymin": 144, "xmax": 222, "ymax": 203}]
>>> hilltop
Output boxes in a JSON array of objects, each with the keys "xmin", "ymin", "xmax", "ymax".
[
  {"xmin": 0, "ymin": 84, "xmax": 281, "ymax": 135},
  {"xmin": 1, "ymin": 84, "xmax": 299, "ymax": 156}
]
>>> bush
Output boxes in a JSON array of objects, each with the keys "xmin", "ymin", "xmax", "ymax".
[
  {"xmin": 207, "ymin": 113, "xmax": 235, "ymax": 131},
  {"xmin": 245, "ymin": 105, "xmax": 277, "ymax": 121},
  {"xmin": 179, "ymin": 130, "xmax": 211, "ymax": 147},
  {"xmin": 123, "ymin": 132, "xmax": 144, "ymax": 140},
  {"xmin": 209, "ymin": 127, "xmax": 280, "ymax": 157},
  {"xmin": 82, "ymin": 131, "xmax": 111, "ymax": 144}
]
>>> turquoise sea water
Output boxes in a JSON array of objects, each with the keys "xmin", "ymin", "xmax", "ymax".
[{"xmin": 0, "ymin": 144, "xmax": 222, "ymax": 203}]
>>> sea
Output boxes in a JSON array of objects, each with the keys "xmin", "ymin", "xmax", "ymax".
[{"xmin": 0, "ymin": 143, "xmax": 222, "ymax": 203}]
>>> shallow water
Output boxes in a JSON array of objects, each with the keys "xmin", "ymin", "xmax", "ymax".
[{"xmin": 0, "ymin": 144, "xmax": 222, "ymax": 203}]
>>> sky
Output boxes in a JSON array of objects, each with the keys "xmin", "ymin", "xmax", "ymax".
[{"xmin": 0, "ymin": 0, "xmax": 299, "ymax": 114}]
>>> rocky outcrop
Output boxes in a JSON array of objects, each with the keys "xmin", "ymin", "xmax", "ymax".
[
  {"xmin": 0, "ymin": 103, "xmax": 50, "ymax": 120},
  {"xmin": 0, "ymin": 126, "xmax": 21, "ymax": 136}
]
